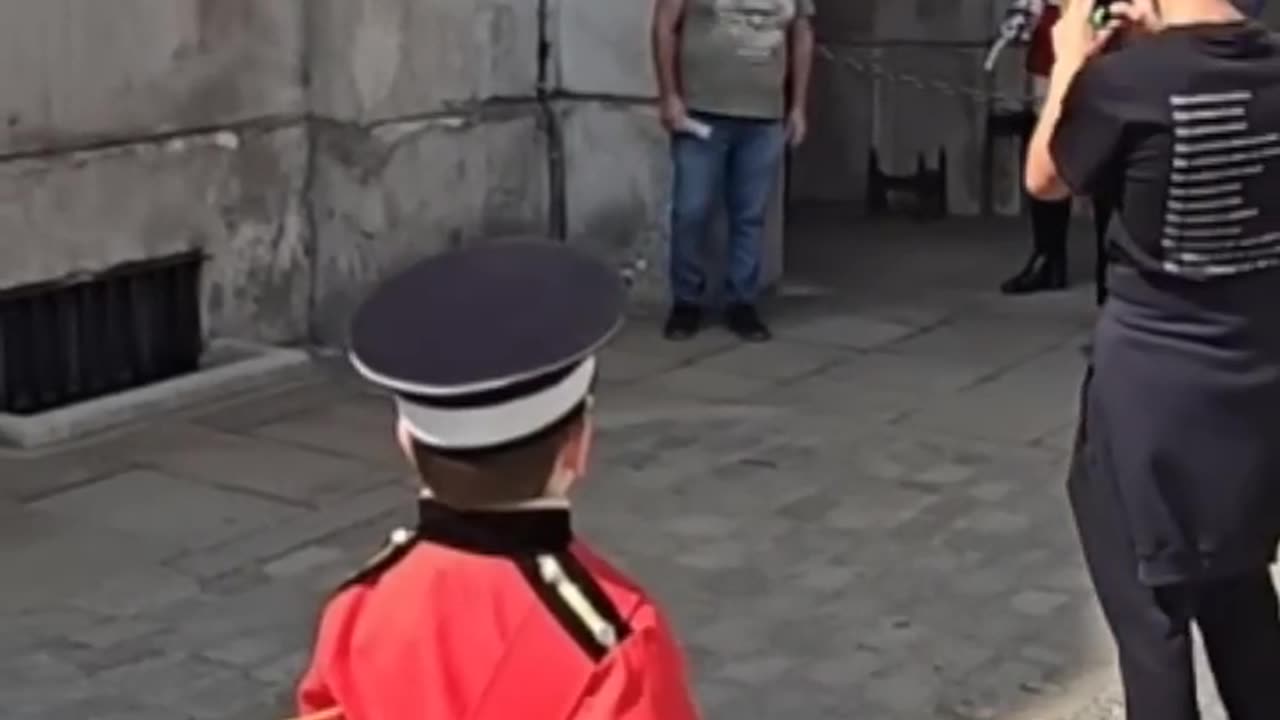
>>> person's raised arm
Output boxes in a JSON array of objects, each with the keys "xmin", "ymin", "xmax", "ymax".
[
  {"xmin": 1025, "ymin": 0, "xmax": 1124, "ymax": 198},
  {"xmin": 651, "ymin": 0, "xmax": 688, "ymax": 132},
  {"xmin": 1024, "ymin": 59, "xmax": 1080, "ymax": 200}
]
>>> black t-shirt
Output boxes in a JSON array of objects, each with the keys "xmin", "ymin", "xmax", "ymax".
[{"xmin": 1052, "ymin": 21, "xmax": 1280, "ymax": 280}]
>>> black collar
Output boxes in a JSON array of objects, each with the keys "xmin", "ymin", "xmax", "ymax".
[{"xmin": 415, "ymin": 498, "xmax": 573, "ymax": 555}]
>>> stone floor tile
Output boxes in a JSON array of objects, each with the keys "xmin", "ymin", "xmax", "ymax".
[
  {"xmin": 691, "ymin": 339, "xmax": 848, "ymax": 382},
  {"xmin": 776, "ymin": 312, "xmax": 922, "ymax": 350},
  {"xmin": 126, "ymin": 423, "xmax": 390, "ymax": 504},
  {"xmin": 250, "ymin": 396, "xmax": 401, "ymax": 469},
  {"xmin": 32, "ymin": 468, "xmax": 299, "ymax": 550},
  {"xmin": 5, "ymin": 221, "xmax": 1238, "ymax": 719}
]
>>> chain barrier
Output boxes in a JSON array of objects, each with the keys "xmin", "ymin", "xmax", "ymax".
[{"xmin": 814, "ymin": 43, "xmax": 1038, "ymax": 108}]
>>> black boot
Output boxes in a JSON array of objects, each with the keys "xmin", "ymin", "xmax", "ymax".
[
  {"xmin": 1002, "ymin": 196, "xmax": 1071, "ymax": 295},
  {"xmin": 1000, "ymin": 252, "xmax": 1067, "ymax": 294},
  {"xmin": 663, "ymin": 303, "xmax": 703, "ymax": 341}
]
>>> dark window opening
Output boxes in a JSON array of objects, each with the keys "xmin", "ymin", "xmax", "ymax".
[{"xmin": 0, "ymin": 252, "xmax": 204, "ymax": 415}]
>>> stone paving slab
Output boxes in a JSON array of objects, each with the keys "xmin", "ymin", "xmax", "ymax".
[{"xmin": 0, "ymin": 221, "xmax": 1234, "ymax": 719}]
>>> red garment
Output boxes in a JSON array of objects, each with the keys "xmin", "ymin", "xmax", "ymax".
[
  {"xmin": 1026, "ymin": 3, "xmax": 1061, "ymax": 77},
  {"xmin": 297, "ymin": 507, "xmax": 700, "ymax": 720}
]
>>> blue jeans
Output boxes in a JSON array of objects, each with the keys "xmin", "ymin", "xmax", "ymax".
[{"xmin": 669, "ymin": 113, "xmax": 786, "ymax": 306}]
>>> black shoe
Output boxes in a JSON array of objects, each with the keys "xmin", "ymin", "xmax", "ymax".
[
  {"xmin": 1000, "ymin": 253, "xmax": 1067, "ymax": 295},
  {"xmin": 725, "ymin": 304, "xmax": 772, "ymax": 342},
  {"xmin": 663, "ymin": 303, "xmax": 703, "ymax": 341}
]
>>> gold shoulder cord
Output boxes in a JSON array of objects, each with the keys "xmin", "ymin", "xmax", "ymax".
[{"xmin": 535, "ymin": 554, "xmax": 620, "ymax": 649}]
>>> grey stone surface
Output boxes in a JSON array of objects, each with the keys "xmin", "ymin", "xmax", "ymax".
[
  {"xmin": 0, "ymin": 126, "xmax": 311, "ymax": 342},
  {"xmin": 0, "ymin": 221, "xmax": 1231, "ymax": 719},
  {"xmin": 31, "ymin": 468, "xmax": 299, "ymax": 551},
  {"xmin": 308, "ymin": 110, "xmax": 550, "ymax": 343},
  {"xmin": 306, "ymin": 0, "xmax": 539, "ymax": 123},
  {"xmin": 0, "ymin": 0, "xmax": 550, "ymax": 352},
  {"xmin": 560, "ymin": 101, "xmax": 672, "ymax": 301},
  {"xmin": 0, "ymin": 342, "xmax": 312, "ymax": 449},
  {"xmin": 0, "ymin": 1, "xmax": 305, "ymax": 156},
  {"xmin": 553, "ymin": 0, "xmax": 655, "ymax": 98}
]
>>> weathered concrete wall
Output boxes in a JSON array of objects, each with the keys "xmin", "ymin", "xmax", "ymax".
[
  {"xmin": 305, "ymin": 0, "xmax": 539, "ymax": 120},
  {"xmin": 309, "ymin": 111, "xmax": 550, "ymax": 342},
  {"xmin": 303, "ymin": 0, "xmax": 549, "ymax": 344},
  {"xmin": 559, "ymin": 102, "xmax": 669, "ymax": 295},
  {"xmin": 0, "ymin": 1, "xmax": 305, "ymax": 156},
  {"xmin": 0, "ymin": 129, "xmax": 311, "ymax": 343},
  {"xmin": 0, "ymin": 1, "xmax": 311, "ymax": 346},
  {"xmin": 0, "ymin": 0, "xmax": 556, "ymax": 346}
]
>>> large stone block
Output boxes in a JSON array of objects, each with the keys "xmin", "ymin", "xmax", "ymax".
[
  {"xmin": 307, "ymin": 0, "xmax": 540, "ymax": 123},
  {"xmin": 309, "ymin": 108, "xmax": 550, "ymax": 343},
  {"xmin": 559, "ymin": 101, "xmax": 783, "ymax": 305},
  {"xmin": 0, "ymin": 1, "xmax": 305, "ymax": 156},
  {"xmin": 553, "ymin": 0, "xmax": 656, "ymax": 98},
  {"xmin": 560, "ymin": 101, "xmax": 670, "ymax": 300},
  {"xmin": 0, "ymin": 127, "xmax": 311, "ymax": 343}
]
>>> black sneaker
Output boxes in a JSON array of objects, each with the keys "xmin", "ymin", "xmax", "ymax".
[
  {"xmin": 663, "ymin": 303, "xmax": 702, "ymax": 341},
  {"xmin": 725, "ymin": 304, "xmax": 772, "ymax": 342}
]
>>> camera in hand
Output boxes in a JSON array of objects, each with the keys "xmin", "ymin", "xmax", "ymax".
[{"xmin": 1091, "ymin": 0, "xmax": 1113, "ymax": 28}]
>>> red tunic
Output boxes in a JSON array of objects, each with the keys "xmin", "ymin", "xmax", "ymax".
[
  {"xmin": 296, "ymin": 501, "xmax": 701, "ymax": 720},
  {"xmin": 1026, "ymin": 2, "xmax": 1061, "ymax": 78}
]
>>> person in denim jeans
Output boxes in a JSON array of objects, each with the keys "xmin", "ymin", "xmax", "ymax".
[{"xmin": 651, "ymin": 0, "xmax": 815, "ymax": 342}]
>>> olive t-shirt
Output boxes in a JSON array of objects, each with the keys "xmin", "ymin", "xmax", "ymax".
[{"xmin": 679, "ymin": 0, "xmax": 816, "ymax": 120}]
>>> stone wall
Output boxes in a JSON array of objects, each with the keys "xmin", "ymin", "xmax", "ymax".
[
  {"xmin": 0, "ymin": 2, "xmax": 310, "ymax": 343},
  {"xmin": 303, "ymin": 0, "xmax": 549, "ymax": 342},
  {"xmin": 4, "ymin": 1, "xmax": 1269, "ymax": 346},
  {"xmin": 0, "ymin": 0, "xmax": 687, "ymax": 346}
]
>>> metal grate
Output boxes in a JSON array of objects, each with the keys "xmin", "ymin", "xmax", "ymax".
[{"xmin": 0, "ymin": 252, "xmax": 204, "ymax": 415}]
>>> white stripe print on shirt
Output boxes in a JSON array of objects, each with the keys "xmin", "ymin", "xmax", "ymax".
[{"xmin": 1162, "ymin": 89, "xmax": 1280, "ymax": 278}]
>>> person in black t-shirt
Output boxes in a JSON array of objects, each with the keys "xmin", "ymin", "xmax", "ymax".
[{"xmin": 1026, "ymin": 1, "xmax": 1280, "ymax": 718}]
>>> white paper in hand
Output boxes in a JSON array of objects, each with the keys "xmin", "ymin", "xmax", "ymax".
[{"xmin": 678, "ymin": 117, "xmax": 713, "ymax": 140}]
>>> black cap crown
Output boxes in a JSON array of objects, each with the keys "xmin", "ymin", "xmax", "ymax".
[{"xmin": 349, "ymin": 242, "xmax": 624, "ymax": 450}]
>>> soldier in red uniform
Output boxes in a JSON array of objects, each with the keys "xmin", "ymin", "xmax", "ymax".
[
  {"xmin": 990, "ymin": 0, "xmax": 1115, "ymax": 301},
  {"xmin": 295, "ymin": 243, "xmax": 702, "ymax": 720}
]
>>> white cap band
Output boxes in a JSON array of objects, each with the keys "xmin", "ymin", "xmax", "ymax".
[{"xmin": 396, "ymin": 357, "xmax": 596, "ymax": 450}]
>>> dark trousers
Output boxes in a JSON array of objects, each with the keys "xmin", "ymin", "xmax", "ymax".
[
  {"xmin": 1027, "ymin": 195, "xmax": 1112, "ymax": 305},
  {"xmin": 1068, "ymin": 376, "xmax": 1280, "ymax": 719},
  {"xmin": 1092, "ymin": 200, "xmax": 1113, "ymax": 305}
]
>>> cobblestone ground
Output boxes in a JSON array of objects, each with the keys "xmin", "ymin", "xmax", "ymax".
[{"xmin": 0, "ymin": 219, "xmax": 1229, "ymax": 719}]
